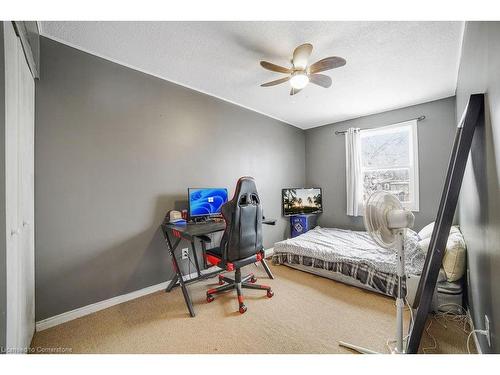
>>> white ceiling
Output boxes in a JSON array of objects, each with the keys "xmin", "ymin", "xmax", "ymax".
[{"xmin": 39, "ymin": 21, "xmax": 464, "ymax": 129}]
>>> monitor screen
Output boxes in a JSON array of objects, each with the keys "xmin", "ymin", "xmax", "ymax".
[
  {"xmin": 282, "ymin": 188, "xmax": 323, "ymax": 216},
  {"xmin": 188, "ymin": 188, "xmax": 228, "ymax": 218}
]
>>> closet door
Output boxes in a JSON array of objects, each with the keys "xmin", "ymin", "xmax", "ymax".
[
  {"xmin": 4, "ymin": 21, "xmax": 35, "ymax": 351},
  {"xmin": 5, "ymin": 21, "xmax": 21, "ymax": 350},
  {"xmin": 17, "ymin": 32, "xmax": 35, "ymax": 349}
]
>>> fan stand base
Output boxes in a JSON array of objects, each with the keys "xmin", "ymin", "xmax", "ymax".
[
  {"xmin": 338, "ymin": 341, "xmax": 379, "ymax": 354},
  {"xmin": 338, "ymin": 341, "xmax": 405, "ymax": 354}
]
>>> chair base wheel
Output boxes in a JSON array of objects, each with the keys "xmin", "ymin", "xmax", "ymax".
[
  {"xmin": 250, "ymin": 276, "xmax": 257, "ymax": 283},
  {"xmin": 267, "ymin": 290, "xmax": 274, "ymax": 298},
  {"xmin": 239, "ymin": 305, "xmax": 247, "ymax": 314},
  {"xmin": 218, "ymin": 275, "xmax": 225, "ymax": 285},
  {"xmin": 206, "ymin": 295, "xmax": 214, "ymax": 303}
]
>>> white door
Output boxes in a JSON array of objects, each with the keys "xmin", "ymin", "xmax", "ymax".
[
  {"xmin": 17, "ymin": 28, "xmax": 35, "ymax": 349},
  {"xmin": 4, "ymin": 21, "xmax": 35, "ymax": 352}
]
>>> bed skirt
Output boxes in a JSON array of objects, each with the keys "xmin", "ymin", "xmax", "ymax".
[{"xmin": 272, "ymin": 252, "xmax": 406, "ymax": 298}]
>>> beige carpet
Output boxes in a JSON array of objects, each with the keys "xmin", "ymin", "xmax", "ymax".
[{"xmin": 31, "ymin": 263, "xmax": 474, "ymax": 354}]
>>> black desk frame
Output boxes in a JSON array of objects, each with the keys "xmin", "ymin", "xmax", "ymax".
[{"xmin": 162, "ymin": 220, "xmax": 275, "ymax": 317}]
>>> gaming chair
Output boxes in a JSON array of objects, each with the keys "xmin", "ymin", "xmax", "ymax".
[{"xmin": 204, "ymin": 177, "xmax": 274, "ymax": 314}]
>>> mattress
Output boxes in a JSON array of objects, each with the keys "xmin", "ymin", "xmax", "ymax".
[{"xmin": 272, "ymin": 226, "xmax": 425, "ymax": 298}]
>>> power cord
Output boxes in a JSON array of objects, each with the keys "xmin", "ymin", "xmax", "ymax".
[
  {"xmin": 421, "ymin": 303, "xmax": 486, "ymax": 354},
  {"xmin": 467, "ymin": 328, "xmax": 489, "ymax": 354},
  {"xmin": 182, "ymin": 252, "xmax": 198, "ymax": 282},
  {"xmin": 422, "ymin": 303, "xmax": 466, "ymax": 354}
]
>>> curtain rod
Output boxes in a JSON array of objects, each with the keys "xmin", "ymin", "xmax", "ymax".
[{"xmin": 334, "ymin": 115, "xmax": 426, "ymax": 135}]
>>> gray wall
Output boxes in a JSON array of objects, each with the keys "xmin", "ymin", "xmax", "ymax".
[
  {"xmin": 0, "ymin": 22, "xmax": 7, "ymax": 352},
  {"xmin": 35, "ymin": 37, "xmax": 305, "ymax": 320},
  {"xmin": 305, "ymin": 96, "xmax": 457, "ymax": 232},
  {"xmin": 456, "ymin": 21, "xmax": 500, "ymax": 353}
]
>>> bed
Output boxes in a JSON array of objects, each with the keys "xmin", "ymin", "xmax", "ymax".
[{"xmin": 272, "ymin": 226, "xmax": 427, "ymax": 303}]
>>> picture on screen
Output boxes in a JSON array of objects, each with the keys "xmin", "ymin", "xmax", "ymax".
[
  {"xmin": 282, "ymin": 188, "xmax": 323, "ymax": 216},
  {"xmin": 188, "ymin": 188, "xmax": 228, "ymax": 217}
]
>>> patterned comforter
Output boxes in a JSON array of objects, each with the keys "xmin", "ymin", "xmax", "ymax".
[{"xmin": 272, "ymin": 227, "xmax": 425, "ymax": 297}]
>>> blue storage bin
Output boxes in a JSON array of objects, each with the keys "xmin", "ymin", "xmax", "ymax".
[{"xmin": 290, "ymin": 214, "xmax": 317, "ymax": 238}]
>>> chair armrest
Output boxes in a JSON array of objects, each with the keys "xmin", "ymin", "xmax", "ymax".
[{"xmin": 263, "ymin": 219, "xmax": 276, "ymax": 226}]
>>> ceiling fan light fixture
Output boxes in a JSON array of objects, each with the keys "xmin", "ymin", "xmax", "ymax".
[
  {"xmin": 290, "ymin": 72, "xmax": 309, "ymax": 90},
  {"xmin": 259, "ymin": 43, "xmax": 346, "ymax": 94}
]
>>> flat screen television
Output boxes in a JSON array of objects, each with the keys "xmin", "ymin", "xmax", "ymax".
[
  {"xmin": 282, "ymin": 188, "xmax": 323, "ymax": 216},
  {"xmin": 188, "ymin": 188, "xmax": 228, "ymax": 218}
]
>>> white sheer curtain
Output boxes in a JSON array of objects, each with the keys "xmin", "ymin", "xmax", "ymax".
[{"xmin": 345, "ymin": 128, "xmax": 362, "ymax": 216}]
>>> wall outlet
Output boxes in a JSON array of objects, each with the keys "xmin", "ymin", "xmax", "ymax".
[
  {"xmin": 485, "ymin": 315, "xmax": 491, "ymax": 347},
  {"xmin": 181, "ymin": 248, "xmax": 189, "ymax": 260}
]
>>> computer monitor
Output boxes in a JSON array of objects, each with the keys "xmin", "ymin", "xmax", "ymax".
[{"xmin": 188, "ymin": 188, "xmax": 228, "ymax": 218}]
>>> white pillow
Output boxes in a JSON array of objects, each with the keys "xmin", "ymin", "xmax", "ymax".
[
  {"xmin": 442, "ymin": 230, "xmax": 467, "ymax": 282},
  {"xmin": 418, "ymin": 237, "xmax": 431, "ymax": 254},
  {"xmin": 417, "ymin": 223, "xmax": 466, "ymax": 281},
  {"xmin": 418, "ymin": 222, "xmax": 460, "ymax": 240},
  {"xmin": 418, "ymin": 222, "xmax": 435, "ymax": 240}
]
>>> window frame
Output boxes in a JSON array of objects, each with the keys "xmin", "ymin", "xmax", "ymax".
[{"xmin": 358, "ymin": 120, "xmax": 420, "ymax": 212}]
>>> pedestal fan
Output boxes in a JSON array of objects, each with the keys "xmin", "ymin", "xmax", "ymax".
[{"xmin": 339, "ymin": 191, "xmax": 415, "ymax": 354}]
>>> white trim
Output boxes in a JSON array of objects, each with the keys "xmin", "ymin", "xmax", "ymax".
[
  {"xmin": 38, "ymin": 34, "xmax": 299, "ymax": 129},
  {"xmin": 35, "ymin": 249, "xmax": 275, "ymax": 331},
  {"xmin": 358, "ymin": 119, "xmax": 420, "ymax": 212},
  {"xmin": 467, "ymin": 309, "xmax": 484, "ymax": 354},
  {"xmin": 35, "ymin": 273, "xmax": 196, "ymax": 331}
]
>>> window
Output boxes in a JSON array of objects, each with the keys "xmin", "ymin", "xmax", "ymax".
[{"xmin": 359, "ymin": 120, "xmax": 419, "ymax": 211}]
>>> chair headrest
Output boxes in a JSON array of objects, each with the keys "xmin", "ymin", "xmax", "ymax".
[{"xmin": 232, "ymin": 177, "xmax": 259, "ymax": 205}]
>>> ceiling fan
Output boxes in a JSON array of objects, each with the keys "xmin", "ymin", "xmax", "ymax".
[{"xmin": 260, "ymin": 43, "xmax": 346, "ymax": 95}]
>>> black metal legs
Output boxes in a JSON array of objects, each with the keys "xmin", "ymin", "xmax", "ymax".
[
  {"xmin": 260, "ymin": 258, "xmax": 274, "ymax": 279},
  {"xmin": 166, "ymin": 273, "xmax": 179, "ymax": 293},
  {"xmin": 206, "ymin": 268, "xmax": 274, "ymax": 314},
  {"xmin": 235, "ymin": 269, "xmax": 246, "ymax": 314},
  {"xmin": 164, "ymin": 235, "xmax": 196, "ymax": 317}
]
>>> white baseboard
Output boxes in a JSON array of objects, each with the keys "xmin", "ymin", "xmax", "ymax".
[
  {"xmin": 36, "ymin": 272, "xmax": 196, "ymax": 332},
  {"xmin": 264, "ymin": 247, "xmax": 274, "ymax": 258},
  {"xmin": 35, "ymin": 249, "xmax": 275, "ymax": 332}
]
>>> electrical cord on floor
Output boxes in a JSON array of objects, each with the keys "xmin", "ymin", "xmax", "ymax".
[
  {"xmin": 421, "ymin": 303, "xmax": 473, "ymax": 354},
  {"xmin": 433, "ymin": 303, "xmax": 470, "ymax": 333},
  {"xmin": 421, "ymin": 320, "xmax": 437, "ymax": 353},
  {"xmin": 382, "ymin": 299, "xmax": 474, "ymax": 354},
  {"xmin": 466, "ymin": 327, "xmax": 489, "ymax": 354},
  {"xmin": 467, "ymin": 330, "xmax": 481, "ymax": 354}
]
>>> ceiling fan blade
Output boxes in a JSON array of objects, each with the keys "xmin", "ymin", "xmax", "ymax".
[
  {"xmin": 260, "ymin": 61, "xmax": 292, "ymax": 74},
  {"xmin": 260, "ymin": 76, "xmax": 291, "ymax": 87},
  {"xmin": 292, "ymin": 43, "xmax": 313, "ymax": 70},
  {"xmin": 309, "ymin": 74, "xmax": 332, "ymax": 88},
  {"xmin": 290, "ymin": 87, "xmax": 302, "ymax": 96},
  {"xmin": 309, "ymin": 56, "xmax": 346, "ymax": 74}
]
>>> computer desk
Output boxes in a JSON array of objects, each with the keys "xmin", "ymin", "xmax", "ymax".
[{"xmin": 161, "ymin": 219, "xmax": 276, "ymax": 317}]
